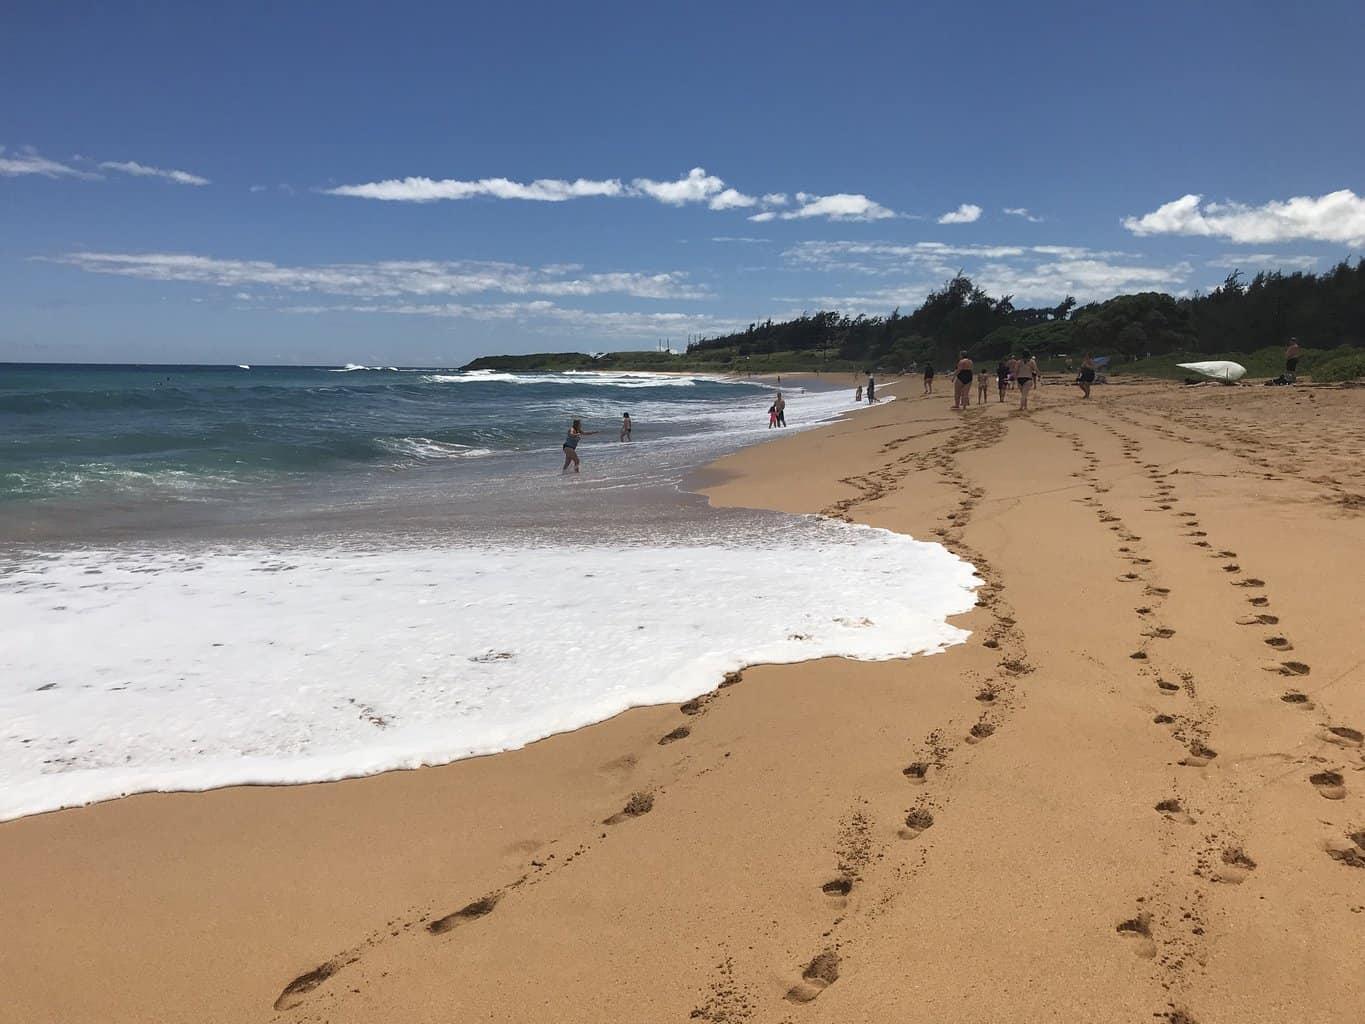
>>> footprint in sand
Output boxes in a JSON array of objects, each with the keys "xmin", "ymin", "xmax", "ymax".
[
  {"xmin": 604, "ymin": 791, "xmax": 656, "ymax": 824},
  {"xmin": 1266, "ymin": 661, "xmax": 1311, "ymax": 677},
  {"xmin": 1221, "ymin": 564, "xmax": 1242, "ymax": 573},
  {"xmin": 1216, "ymin": 847, "xmax": 1257, "ymax": 884},
  {"xmin": 1281, "ymin": 691, "xmax": 1315, "ymax": 709},
  {"xmin": 1264, "ymin": 636, "xmax": 1294, "ymax": 651},
  {"xmin": 1148, "ymin": 627, "xmax": 1176, "ymax": 639},
  {"xmin": 786, "ymin": 950, "xmax": 841, "ymax": 1003},
  {"xmin": 1157, "ymin": 680, "xmax": 1180, "ymax": 695},
  {"xmin": 1146, "ymin": 586, "xmax": 1171, "ymax": 597},
  {"xmin": 1116, "ymin": 914, "xmax": 1157, "ymax": 958},
  {"xmin": 1180, "ymin": 742, "xmax": 1218, "ymax": 767},
  {"xmin": 659, "ymin": 725, "xmax": 691, "ymax": 745},
  {"xmin": 899, "ymin": 808, "xmax": 936, "ymax": 840},
  {"xmin": 1323, "ymin": 832, "xmax": 1365, "ymax": 868},
  {"xmin": 1309, "ymin": 771, "xmax": 1347, "ymax": 800},
  {"xmin": 429, "ymin": 894, "xmax": 500, "ymax": 935},
  {"xmin": 1248, "ymin": 596, "xmax": 1271, "ymax": 607},
  {"xmin": 1237, "ymin": 614, "xmax": 1280, "ymax": 625},
  {"xmin": 966, "ymin": 722, "xmax": 996, "ymax": 743},
  {"xmin": 903, "ymin": 761, "xmax": 930, "ymax": 784},
  {"xmin": 274, "ymin": 962, "xmax": 339, "ymax": 1011},
  {"xmin": 821, "ymin": 877, "xmax": 854, "ymax": 907},
  {"xmin": 1233, "ymin": 577, "xmax": 1266, "ymax": 588},
  {"xmin": 1321, "ymin": 726, "xmax": 1364, "ymax": 748},
  {"xmin": 1155, "ymin": 798, "xmax": 1195, "ymax": 824}
]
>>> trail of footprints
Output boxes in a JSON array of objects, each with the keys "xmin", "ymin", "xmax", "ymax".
[
  {"xmin": 1050, "ymin": 403, "xmax": 1364, "ymax": 1022},
  {"xmin": 270, "ymin": 670, "xmax": 753, "ymax": 1018},
  {"xmin": 779, "ymin": 409, "xmax": 1033, "ymax": 1007}
]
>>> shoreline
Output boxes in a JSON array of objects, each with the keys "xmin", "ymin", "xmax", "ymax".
[{"xmin": 3, "ymin": 377, "xmax": 1363, "ymax": 1022}]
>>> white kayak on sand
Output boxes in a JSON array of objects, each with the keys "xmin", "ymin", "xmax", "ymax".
[{"xmin": 1178, "ymin": 360, "xmax": 1246, "ymax": 382}]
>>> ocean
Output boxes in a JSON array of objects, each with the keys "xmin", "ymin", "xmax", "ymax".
[{"xmin": 0, "ymin": 364, "xmax": 979, "ymax": 820}]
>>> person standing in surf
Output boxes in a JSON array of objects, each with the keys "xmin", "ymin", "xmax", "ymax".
[
  {"xmin": 774, "ymin": 391, "xmax": 787, "ymax": 426},
  {"xmin": 561, "ymin": 418, "xmax": 597, "ymax": 473},
  {"xmin": 866, "ymin": 375, "xmax": 876, "ymax": 403},
  {"xmin": 620, "ymin": 413, "xmax": 632, "ymax": 441}
]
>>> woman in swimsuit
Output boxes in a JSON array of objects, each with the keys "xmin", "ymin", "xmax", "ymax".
[
  {"xmin": 976, "ymin": 366, "xmax": 989, "ymax": 404},
  {"xmin": 953, "ymin": 352, "xmax": 974, "ymax": 410},
  {"xmin": 561, "ymin": 418, "xmax": 597, "ymax": 473},
  {"xmin": 1076, "ymin": 354, "xmax": 1096, "ymax": 399},
  {"xmin": 1016, "ymin": 350, "xmax": 1040, "ymax": 411}
]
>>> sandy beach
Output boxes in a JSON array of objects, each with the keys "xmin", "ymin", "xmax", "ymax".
[{"xmin": 3, "ymin": 375, "xmax": 1363, "ymax": 1024}]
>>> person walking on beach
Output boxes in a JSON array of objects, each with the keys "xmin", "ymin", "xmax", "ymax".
[
  {"xmin": 923, "ymin": 363, "xmax": 935, "ymax": 395},
  {"xmin": 774, "ymin": 391, "xmax": 787, "ymax": 426},
  {"xmin": 561, "ymin": 418, "xmax": 597, "ymax": 473},
  {"xmin": 1016, "ymin": 350, "xmax": 1039, "ymax": 411},
  {"xmin": 1285, "ymin": 338, "xmax": 1301, "ymax": 377},
  {"xmin": 976, "ymin": 366, "xmax": 989, "ymax": 404},
  {"xmin": 856, "ymin": 383, "xmax": 863, "ymax": 403},
  {"xmin": 996, "ymin": 358, "xmax": 1010, "ymax": 402},
  {"xmin": 1076, "ymin": 354, "xmax": 1096, "ymax": 399},
  {"xmin": 620, "ymin": 413, "xmax": 632, "ymax": 441},
  {"xmin": 866, "ymin": 375, "xmax": 876, "ymax": 404},
  {"xmin": 953, "ymin": 352, "xmax": 974, "ymax": 410}
]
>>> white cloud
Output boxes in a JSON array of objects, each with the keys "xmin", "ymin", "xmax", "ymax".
[
  {"xmin": 279, "ymin": 300, "xmax": 746, "ymax": 339},
  {"xmin": 748, "ymin": 211, "xmax": 777, "ymax": 223},
  {"xmin": 937, "ymin": 203, "xmax": 982, "ymax": 225},
  {"xmin": 99, "ymin": 160, "xmax": 210, "ymax": 186},
  {"xmin": 1123, "ymin": 190, "xmax": 1365, "ymax": 245},
  {"xmin": 708, "ymin": 187, "xmax": 758, "ymax": 210},
  {"xmin": 1003, "ymin": 207, "xmax": 1043, "ymax": 223},
  {"xmin": 1204, "ymin": 252, "xmax": 1319, "ymax": 271},
  {"xmin": 761, "ymin": 193, "xmax": 789, "ymax": 206},
  {"xmin": 771, "ymin": 193, "xmax": 896, "ymax": 222},
  {"xmin": 248, "ymin": 185, "xmax": 268, "ymax": 193},
  {"xmin": 44, "ymin": 252, "xmax": 709, "ymax": 301},
  {"xmin": 325, "ymin": 175, "xmax": 626, "ymax": 202},
  {"xmin": 0, "ymin": 146, "xmax": 99, "ymax": 179}
]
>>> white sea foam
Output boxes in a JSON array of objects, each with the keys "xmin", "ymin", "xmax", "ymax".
[
  {"xmin": 0, "ymin": 525, "xmax": 977, "ymax": 820},
  {"xmin": 377, "ymin": 437, "xmax": 497, "ymax": 461},
  {"xmin": 425, "ymin": 371, "xmax": 717, "ymax": 388}
]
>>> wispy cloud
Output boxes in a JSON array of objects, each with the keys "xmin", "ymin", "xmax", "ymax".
[
  {"xmin": 0, "ymin": 146, "xmax": 99, "ymax": 180},
  {"xmin": 784, "ymin": 239, "xmax": 1190, "ymax": 304},
  {"xmin": 752, "ymin": 192, "xmax": 896, "ymax": 223},
  {"xmin": 1204, "ymin": 252, "xmax": 1320, "ymax": 271},
  {"xmin": 937, "ymin": 203, "xmax": 982, "ymax": 225},
  {"xmin": 1123, "ymin": 190, "xmax": 1365, "ymax": 246},
  {"xmin": 278, "ymin": 300, "xmax": 747, "ymax": 339},
  {"xmin": 324, "ymin": 175, "xmax": 626, "ymax": 202},
  {"xmin": 99, "ymin": 160, "xmax": 210, "ymax": 186},
  {"xmin": 44, "ymin": 252, "xmax": 709, "ymax": 301},
  {"xmin": 1003, "ymin": 207, "xmax": 1043, "ymax": 223},
  {"xmin": 324, "ymin": 166, "xmax": 894, "ymax": 221}
]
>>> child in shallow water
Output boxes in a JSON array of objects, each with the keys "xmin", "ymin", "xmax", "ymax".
[{"xmin": 768, "ymin": 404, "xmax": 778, "ymax": 428}]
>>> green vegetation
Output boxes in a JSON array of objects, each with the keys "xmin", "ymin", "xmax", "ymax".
[
  {"xmin": 464, "ymin": 258, "xmax": 1365, "ymax": 378},
  {"xmin": 1312, "ymin": 351, "xmax": 1365, "ymax": 382}
]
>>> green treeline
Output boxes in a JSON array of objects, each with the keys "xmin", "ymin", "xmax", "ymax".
[
  {"xmin": 463, "ymin": 259, "xmax": 1365, "ymax": 378},
  {"xmin": 685, "ymin": 259, "xmax": 1365, "ymax": 370}
]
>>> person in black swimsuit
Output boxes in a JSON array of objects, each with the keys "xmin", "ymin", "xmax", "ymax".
[
  {"xmin": 1076, "ymin": 354, "xmax": 1096, "ymax": 399},
  {"xmin": 923, "ymin": 364, "xmax": 934, "ymax": 395},
  {"xmin": 561, "ymin": 418, "xmax": 598, "ymax": 473},
  {"xmin": 953, "ymin": 352, "xmax": 974, "ymax": 410}
]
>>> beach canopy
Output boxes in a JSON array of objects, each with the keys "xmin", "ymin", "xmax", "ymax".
[{"xmin": 1177, "ymin": 360, "xmax": 1247, "ymax": 382}]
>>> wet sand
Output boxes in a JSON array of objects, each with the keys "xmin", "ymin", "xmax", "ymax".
[{"xmin": 2, "ymin": 376, "xmax": 1363, "ymax": 1023}]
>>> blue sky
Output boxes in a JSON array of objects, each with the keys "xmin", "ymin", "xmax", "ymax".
[{"xmin": 3, "ymin": 0, "xmax": 1363, "ymax": 365}]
